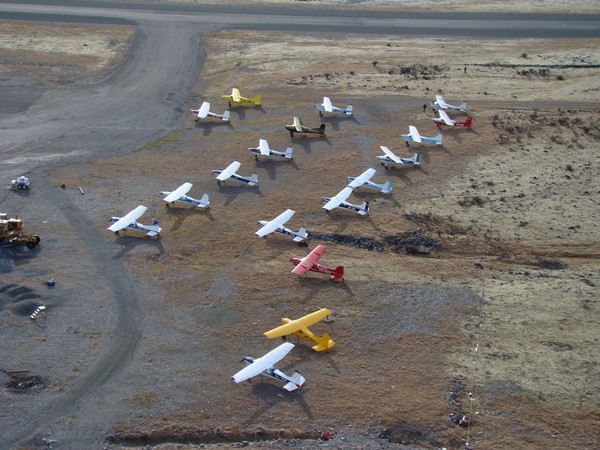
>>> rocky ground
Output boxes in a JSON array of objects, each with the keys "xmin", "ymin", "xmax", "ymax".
[{"xmin": 1, "ymin": 10, "xmax": 599, "ymax": 450}]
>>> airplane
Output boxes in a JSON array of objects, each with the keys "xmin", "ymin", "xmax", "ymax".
[
  {"xmin": 223, "ymin": 88, "xmax": 261, "ymax": 107},
  {"xmin": 248, "ymin": 139, "xmax": 293, "ymax": 161},
  {"xmin": 401, "ymin": 125, "xmax": 443, "ymax": 146},
  {"xmin": 285, "ymin": 117, "xmax": 326, "ymax": 137},
  {"xmin": 190, "ymin": 101, "xmax": 230, "ymax": 122},
  {"xmin": 428, "ymin": 94, "xmax": 467, "ymax": 113},
  {"xmin": 377, "ymin": 146, "xmax": 421, "ymax": 169},
  {"xmin": 264, "ymin": 308, "xmax": 335, "ymax": 351},
  {"xmin": 256, "ymin": 209, "xmax": 308, "ymax": 243},
  {"xmin": 347, "ymin": 168, "xmax": 392, "ymax": 194},
  {"xmin": 322, "ymin": 186, "xmax": 368, "ymax": 215},
  {"xmin": 108, "ymin": 205, "xmax": 161, "ymax": 238},
  {"xmin": 314, "ymin": 97, "xmax": 353, "ymax": 117},
  {"xmin": 290, "ymin": 244, "xmax": 344, "ymax": 281},
  {"xmin": 212, "ymin": 161, "xmax": 258, "ymax": 186},
  {"xmin": 432, "ymin": 110, "xmax": 473, "ymax": 129},
  {"xmin": 160, "ymin": 182, "xmax": 210, "ymax": 208},
  {"xmin": 231, "ymin": 342, "xmax": 305, "ymax": 392}
]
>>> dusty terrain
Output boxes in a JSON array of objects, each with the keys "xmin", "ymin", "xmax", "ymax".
[{"xmin": 1, "ymin": 8, "xmax": 599, "ymax": 450}]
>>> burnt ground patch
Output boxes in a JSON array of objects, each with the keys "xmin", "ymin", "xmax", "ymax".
[{"xmin": 309, "ymin": 229, "xmax": 439, "ymax": 254}]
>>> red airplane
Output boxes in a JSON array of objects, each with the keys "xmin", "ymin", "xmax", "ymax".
[
  {"xmin": 291, "ymin": 244, "xmax": 344, "ymax": 280},
  {"xmin": 432, "ymin": 110, "xmax": 472, "ymax": 129}
]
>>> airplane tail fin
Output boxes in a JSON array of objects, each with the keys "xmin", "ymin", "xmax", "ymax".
[
  {"xmin": 293, "ymin": 227, "xmax": 308, "ymax": 242},
  {"xmin": 331, "ymin": 266, "xmax": 344, "ymax": 281},
  {"xmin": 253, "ymin": 94, "xmax": 261, "ymax": 106},
  {"xmin": 199, "ymin": 193, "xmax": 210, "ymax": 208},
  {"xmin": 460, "ymin": 101, "xmax": 467, "ymax": 112},
  {"xmin": 319, "ymin": 123, "xmax": 326, "ymax": 133},
  {"xmin": 346, "ymin": 104, "xmax": 353, "ymax": 115},
  {"xmin": 248, "ymin": 173, "xmax": 259, "ymax": 186},
  {"xmin": 464, "ymin": 116, "xmax": 473, "ymax": 128},
  {"xmin": 358, "ymin": 201, "xmax": 369, "ymax": 215},
  {"xmin": 382, "ymin": 180, "xmax": 393, "ymax": 194},
  {"xmin": 284, "ymin": 147, "xmax": 293, "ymax": 159},
  {"xmin": 312, "ymin": 332, "xmax": 336, "ymax": 351},
  {"xmin": 283, "ymin": 371, "xmax": 306, "ymax": 391},
  {"xmin": 222, "ymin": 110, "xmax": 230, "ymax": 121},
  {"xmin": 152, "ymin": 220, "xmax": 160, "ymax": 226},
  {"xmin": 435, "ymin": 134, "xmax": 443, "ymax": 145}
]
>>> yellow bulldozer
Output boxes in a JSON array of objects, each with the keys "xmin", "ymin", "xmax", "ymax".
[{"xmin": 0, "ymin": 213, "xmax": 40, "ymax": 249}]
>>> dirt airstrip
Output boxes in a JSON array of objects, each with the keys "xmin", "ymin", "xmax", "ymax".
[{"xmin": 1, "ymin": 9, "xmax": 599, "ymax": 450}]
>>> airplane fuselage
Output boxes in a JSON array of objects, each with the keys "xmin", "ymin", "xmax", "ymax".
[
  {"xmin": 347, "ymin": 177, "xmax": 392, "ymax": 194},
  {"xmin": 249, "ymin": 148, "xmax": 291, "ymax": 159},
  {"xmin": 109, "ymin": 218, "xmax": 161, "ymax": 237},
  {"xmin": 257, "ymin": 221, "xmax": 307, "ymax": 242},
  {"xmin": 290, "ymin": 257, "xmax": 344, "ymax": 280},
  {"xmin": 241, "ymin": 357, "xmax": 301, "ymax": 389},
  {"xmin": 321, "ymin": 197, "xmax": 368, "ymax": 215}
]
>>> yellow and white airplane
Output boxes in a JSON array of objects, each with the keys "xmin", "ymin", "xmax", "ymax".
[
  {"xmin": 223, "ymin": 88, "xmax": 261, "ymax": 107},
  {"xmin": 264, "ymin": 308, "xmax": 335, "ymax": 352}
]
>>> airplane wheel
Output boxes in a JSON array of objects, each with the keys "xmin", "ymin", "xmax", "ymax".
[
  {"xmin": 319, "ymin": 112, "xmax": 323, "ymax": 117},
  {"xmin": 289, "ymin": 132, "xmax": 294, "ymax": 138},
  {"xmin": 26, "ymin": 241, "xmax": 36, "ymax": 249},
  {"xmin": 217, "ymin": 180, "xmax": 222, "ymax": 186},
  {"xmin": 34, "ymin": 235, "xmax": 41, "ymax": 244}
]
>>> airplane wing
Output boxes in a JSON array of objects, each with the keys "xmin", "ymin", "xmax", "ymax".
[
  {"xmin": 232, "ymin": 342, "xmax": 295, "ymax": 383},
  {"xmin": 293, "ymin": 117, "xmax": 303, "ymax": 132},
  {"xmin": 258, "ymin": 139, "xmax": 270, "ymax": 156},
  {"xmin": 255, "ymin": 209, "xmax": 295, "ymax": 238},
  {"xmin": 409, "ymin": 125, "xmax": 422, "ymax": 143},
  {"xmin": 435, "ymin": 95, "xmax": 448, "ymax": 108},
  {"xmin": 348, "ymin": 168, "xmax": 376, "ymax": 188},
  {"xmin": 108, "ymin": 205, "xmax": 147, "ymax": 232},
  {"xmin": 232, "ymin": 88, "xmax": 241, "ymax": 102},
  {"xmin": 439, "ymin": 110, "xmax": 454, "ymax": 125},
  {"xmin": 216, "ymin": 161, "xmax": 241, "ymax": 181},
  {"xmin": 291, "ymin": 244, "xmax": 326, "ymax": 277},
  {"xmin": 163, "ymin": 182, "xmax": 193, "ymax": 203},
  {"xmin": 323, "ymin": 97, "xmax": 333, "ymax": 113},
  {"xmin": 323, "ymin": 186, "xmax": 353, "ymax": 211},
  {"xmin": 264, "ymin": 308, "xmax": 332, "ymax": 339},
  {"xmin": 380, "ymin": 146, "xmax": 401, "ymax": 164},
  {"xmin": 197, "ymin": 101, "xmax": 210, "ymax": 118}
]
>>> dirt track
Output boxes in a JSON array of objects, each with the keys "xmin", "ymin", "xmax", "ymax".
[{"xmin": 1, "ymin": 4, "xmax": 599, "ymax": 450}]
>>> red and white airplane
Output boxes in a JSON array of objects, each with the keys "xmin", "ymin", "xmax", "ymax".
[
  {"xmin": 291, "ymin": 244, "xmax": 344, "ymax": 280},
  {"xmin": 432, "ymin": 110, "xmax": 472, "ymax": 129}
]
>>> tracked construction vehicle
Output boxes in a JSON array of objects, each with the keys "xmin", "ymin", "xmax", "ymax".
[{"xmin": 0, "ymin": 213, "xmax": 40, "ymax": 249}]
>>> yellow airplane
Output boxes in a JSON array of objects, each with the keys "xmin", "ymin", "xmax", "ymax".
[
  {"xmin": 223, "ymin": 88, "xmax": 261, "ymax": 107},
  {"xmin": 264, "ymin": 308, "xmax": 335, "ymax": 352}
]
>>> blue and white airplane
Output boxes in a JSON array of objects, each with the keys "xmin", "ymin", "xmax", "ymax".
[
  {"xmin": 401, "ymin": 125, "xmax": 442, "ymax": 147},
  {"xmin": 256, "ymin": 209, "xmax": 308, "ymax": 243},
  {"xmin": 314, "ymin": 96, "xmax": 353, "ymax": 117},
  {"xmin": 347, "ymin": 168, "xmax": 392, "ymax": 194},
  {"xmin": 108, "ymin": 205, "xmax": 161, "ymax": 238},
  {"xmin": 232, "ymin": 342, "xmax": 305, "ymax": 392},
  {"xmin": 322, "ymin": 186, "xmax": 369, "ymax": 215},
  {"xmin": 377, "ymin": 146, "xmax": 421, "ymax": 169},
  {"xmin": 161, "ymin": 182, "xmax": 209, "ymax": 208},
  {"xmin": 212, "ymin": 161, "xmax": 258, "ymax": 186},
  {"xmin": 248, "ymin": 139, "xmax": 293, "ymax": 161}
]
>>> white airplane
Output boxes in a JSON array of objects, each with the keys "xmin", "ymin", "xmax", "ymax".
[
  {"xmin": 401, "ymin": 125, "xmax": 442, "ymax": 146},
  {"xmin": 314, "ymin": 97, "xmax": 353, "ymax": 117},
  {"xmin": 248, "ymin": 139, "xmax": 293, "ymax": 161},
  {"xmin": 190, "ymin": 101, "xmax": 230, "ymax": 122},
  {"xmin": 212, "ymin": 161, "xmax": 258, "ymax": 186},
  {"xmin": 322, "ymin": 186, "xmax": 368, "ymax": 215},
  {"xmin": 161, "ymin": 182, "xmax": 210, "ymax": 208},
  {"xmin": 429, "ymin": 94, "xmax": 467, "ymax": 112},
  {"xmin": 232, "ymin": 342, "xmax": 305, "ymax": 392},
  {"xmin": 377, "ymin": 146, "xmax": 421, "ymax": 169},
  {"xmin": 108, "ymin": 205, "xmax": 161, "ymax": 237},
  {"xmin": 256, "ymin": 209, "xmax": 308, "ymax": 243},
  {"xmin": 347, "ymin": 168, "xmax": 392, "ymax": 194}
]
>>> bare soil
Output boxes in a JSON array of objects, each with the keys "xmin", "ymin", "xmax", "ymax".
[{"xmin": 1, "ymin": 12, "xmax": 599, "ymax": 450}]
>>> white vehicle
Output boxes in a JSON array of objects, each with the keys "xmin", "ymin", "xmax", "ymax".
[
  {"xmin": 347, "ymin": 168, "xmax": 392, "ymax": 194},
  {"xmin": 429, "ymin": 94, "xmax": 467, "ymax": 112},
  {"xmin": 161, "ymin": 182, "xmax": 209, "ymax": 208},
  {"xmin": 232, "ymin": 342, "xmax": 305, "ymax": 392},
  {"xmin": 322, "ymin": 186, "xmax": 368, "ymax": 215},
  {"xmin": 9, "ymin": 176, "xmax": 30, "ymax": 190},
  {"xmin": 377, "ymin": 146, "xmax": 421, "ymax": 169},
  {"xmin": 248, "ymin": 139, "xmax": 293, "ymax": 161},
  {"xmin": 190, "ymin": 101, "xmax": 230, "ymax": 122},
  {"xmin": 256, "ymin": 209, "xmax": 308, "ymax": 243},
  {"xmin": 314, "ymin": 96, "xmax": 353, "ymax": 117},
  {"xmin": 401, "ymin": 125, "xmax": 442, "ymax": 146},
  {"xmin": 108, "ymin": 205, "xmax": 161, "ymax": 238},
  {"xmin": 212, "ymin": 161, "xmax": 258, "ymax": 186}
]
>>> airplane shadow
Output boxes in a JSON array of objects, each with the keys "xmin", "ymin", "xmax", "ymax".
[
  {"xmin": 231, "ymin": 106, "xmax": 267, "ymax": 120},
  {"xmin": 296, "ymin": 276, "xmax": 355, "ymax": 299},
  {"xmin": 289, "ymin": 135, "xmax": 333, "ymax": 153},
  {"xmin": 112, "ymin": 236, "xmax": 164, "ymax": 259},
  {"xmin": 242, "ymin": 382, "xmax": 313, "ymax": 425},
  {"xmin": 291, "ymin": 339, "xmax": 342, "ymax": 375},
  {"xmin": 352, "ymin": 191, "xmax": 402, "ymax": 209},
  {"xmin": 218, "ymin": 185, "xmax": 264, "ymax": 206},
  {"xmin": 255, "ymin": 158, "xmax": 300, "ymax": 182},
  {"xmin": 166, "ymin": 206, "xmax": 215, "ymax": 231},
  {"xmin": 196, "ymin": 120, "xmax": 234, "ymax": 136},
  {"xmin": 320, "ymin": 115, "xmax": 360, "ymax": 130}
]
